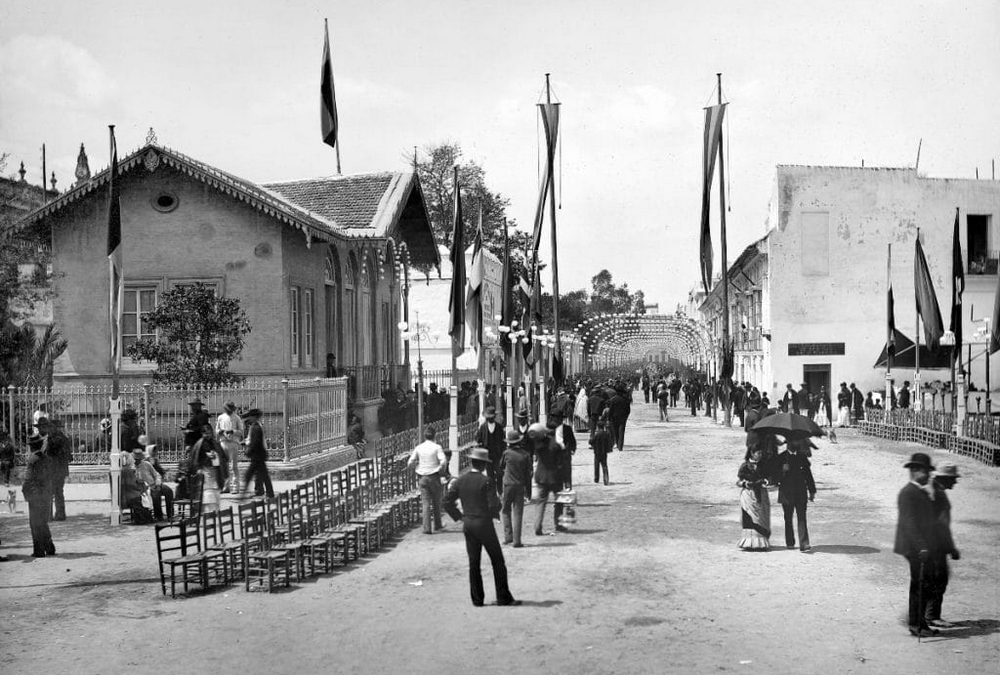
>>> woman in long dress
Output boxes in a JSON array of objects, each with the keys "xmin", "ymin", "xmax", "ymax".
[{"xmin": 737, "ymin": 445, "xmax": 773, "ymax": 550}]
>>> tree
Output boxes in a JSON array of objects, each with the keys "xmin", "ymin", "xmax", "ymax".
[
  {"xmin": 0, "ymin": 323, "xmax": 67, "ymax": 388},
  {"xmin": 589, "ymin": 269, "xmax": 646, "ymax": 315},
  {"xmin": 412, "ymin": 142, "xmax": 532, "ymax": 277},
  {"xmin": 126, "ymin": 283, "xmax": 252, "ymax": 386}
]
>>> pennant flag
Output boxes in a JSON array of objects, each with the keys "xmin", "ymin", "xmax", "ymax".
[
  {"xmin": 700, "ymin": 103, "xmax": 727, "ymax": 293},
  {"xmin": 531, "ymin": 102, "xmax": 560, "ymax": 256},
  {"xmin": 499, "ymin": 218, "xmax": 514, "ymax": 356},
  {"xmin": 320, "ymin": 19, "xmax": 339, "ymax": 150},
  {"xmin": 914, "ymin": 235, "xmax": 944, "ymax": 350},
  {"xmin": 887, "ymin": 286, "xmax": 897, "ymax": 367},
  {"xmin": 991, "ymin": 267, "xmax": 1000, "ymax": 354},
  {"xmin": 466, "ymin": 209, "xmax": 485, "ymax": 351},
  {"xmin": 950, "ymin": 208, "xmax": 964, "ymax": 360},
  {"xmin": 524, "ymin": 263, "xmax": 543, "ymax": 368},
  {"xmin": 107, "ymin": 126, "xmax": 123, "ymax": 395},
  {"xmin": 448, "ymin": 168, "xmax": 466, "ymax": 357}
]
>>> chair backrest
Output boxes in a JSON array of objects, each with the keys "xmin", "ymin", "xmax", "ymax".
[
  {"xmin": 201, "ymin": 510, "xmax": 221, "ymax": 548},
  {"xmin": 242, "ymin": 513, "xmax": 268, "ymax": 551},
  {"xmin": 185, "ymin": 472, "xmax": 206, "ymax": 522},
  {"xmin": 276, "ymin": 491, "xmax": 291, "ymax": 524},
  {"xmin": 238, "ymin": 500, "xmax": 265, "ymax": 538},
  {"xmin": 217, "ymin": 506, "xmax": 237, "ymax": 542},
  {"xmin": 155, "ymin": 521, "xmax": 200, "ymax": 561},
  {"xmin": 330, "ymin": 470, "xmax": 347, "ymax": 498}
]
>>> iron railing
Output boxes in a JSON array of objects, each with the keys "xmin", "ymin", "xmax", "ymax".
[{"xmin": 3, "ymin": 377, "xmax": 348, "ymax": 466}]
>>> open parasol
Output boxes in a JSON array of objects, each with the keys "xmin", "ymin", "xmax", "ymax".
[{"xmin": 750, "ymin": 411, "xmax": 825, "ymax": 439}]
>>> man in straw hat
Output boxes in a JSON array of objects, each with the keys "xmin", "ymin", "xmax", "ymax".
[
  {"xmin": 215, "ymin": 401, "xmax": 244, "ymax": 494},
  {"xmin": 22, "ymin": 430, "xmax": 54, "ymax": 557},
  {"xmin": 925, "ymin": 460, "xmax": 961, "ymax": 629},
  {"xmin": 894, "ymin": 452, "xmax": 939, "ymax": 638},
  {"xmin": 443, "ymin": 447, "xmax": 520, "ymax": 607}
]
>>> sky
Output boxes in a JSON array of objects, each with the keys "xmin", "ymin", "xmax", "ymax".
[{"xmin": 2, "ymin": 0, "xmax": 998, "ymax": 313}]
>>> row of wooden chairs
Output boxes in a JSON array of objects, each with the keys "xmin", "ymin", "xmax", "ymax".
[{"xmin": 155, "ymin": 453, "xmax": 424, "ymax": 596}]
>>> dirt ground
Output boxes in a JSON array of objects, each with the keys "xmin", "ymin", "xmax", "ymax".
[{"xmin": 1, "ymin": 402, "xmax": 998, "ymax": 675}]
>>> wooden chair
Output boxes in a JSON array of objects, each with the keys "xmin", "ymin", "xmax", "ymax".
[
  {"xmin": 174, "ymin": 472, "xmax": 205, "ymax": 523},
  {"xmin": 273, "ymin": 505, "xmax": 312, "ymax": 580},
  {"xmin": 154, "ymin": 520, "xmax": 226, "ymax": 597},
  {"xmin": 199, "ymin": 510, "xmax": 231, "ymax": 587},
  {"xmin": 208, "ymin": 506, "xmax": 247, "ymax": 583},
  {"xmin": 302, "ymin": 498, "xmax": 348, "ymax": 573},
  {"xmin": 347, "ymin": 485, "xmax": 381, "ymax": 554},
  {"xmin": 244, "ymin": 513, "xmax": 293, "ymax": 592}
]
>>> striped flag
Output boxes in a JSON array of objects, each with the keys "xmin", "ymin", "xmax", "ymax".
[
  {"xmin": 499, "ymin": 218, "xmax": 513, "ymax": 356},
  {"xmin": 991, "ymin": 267, "xmax": 1000, "ymax": 354},
  {"xmin": 519, "ymin": 254, "xmax": 534, "ymax": 366},
  {"xmin": 914, "ymin": 234, "xmax": 944, "ymax": 350},
  {"xmin": 448, "ymin": 167, "xmax": 466, "ymax": 357},
  {"xmin": 950, "ymin": 208, "xmax": 964, "ymax": 360},
  {"xmin": 320, "ymin": 19, "xmax": 339, "ymax": 151},
  {"xmin": 107, "ymin": 126, "xmax": 123, "ymax": 395},
  {"xmin": 466, "ymin": 208, "xmax": 485, "ymax": 351},
  {"xmin": 524, "ymin": 262, "xmax": 543, "ymax": 368},
  {"xmin": 700, "ymin": 103, "xmax": 727, "ymax": 293},
  {"xmin": 530, "ymin": 102, "xmax": 560, "ymax": 257}
]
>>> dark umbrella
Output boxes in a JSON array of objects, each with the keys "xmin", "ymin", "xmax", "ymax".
[{"xmin": 750, "ymin": 411, "xmax": 825, "ymax": 438}]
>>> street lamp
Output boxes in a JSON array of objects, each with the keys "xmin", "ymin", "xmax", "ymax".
[{"xmin": 399, "ymin": 312, "xmax": 441, "ymax": 431}]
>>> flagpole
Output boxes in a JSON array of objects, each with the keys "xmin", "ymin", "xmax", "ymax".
[
  {"xmin": 886, "ymin": 243, "xmax": 893, "ymax": 414},
  {"xmin": 915, "ymin": 229, "xmax": 922, "ymax": 413},
  {"xmin": 107, "ymin": 125, "xmax": 122, "ymax": 526},
  {"xmin": 717, "ymin": 73, "xmax": 732, "ymax": 428}
]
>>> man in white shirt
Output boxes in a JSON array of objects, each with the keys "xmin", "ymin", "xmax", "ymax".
[
  {"xmin": 216, "ymin": 402, "xmax": 244, "ymax": 494},
  {"xmin": 408, "ymin": 426, "xmax": 447, "ymax": 534}
]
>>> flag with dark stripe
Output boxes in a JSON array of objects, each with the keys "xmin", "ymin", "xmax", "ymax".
[
  {"xmin": 107, "ymin": 126, "xmax": 123, "ymax": 394},
  {"xmin": 499, "ymin": 218, "xmax": 513, "ymax": 356},
  {"xmin": 466, "ymin": 209, "xmax": 484, "ymax": 351},
  {"xmin": 700, "ymin": 103, "xmax": 726, "ymax": 293},
  {"xmin": 320, "ymin": 19, "xmax": 338, "ymax": 150},
  {"xmin": 914, "ymin": 235, "xmax": 944, "ymax": 350},
  {"xmin": 530, "ymin": 102, "xmax": 560, "ymax": 256},
  {"xmin": 950, "ymin": 208, "xmax": 964, "ymax": 360},
  {"xmin": 448, "ymin": 169, "xmax": 466, "ymax": 357}
]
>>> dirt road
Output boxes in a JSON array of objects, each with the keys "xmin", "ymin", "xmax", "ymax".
[{"xmin": 2, "ymin": 402, "xmax": 998, "ymax": 674}]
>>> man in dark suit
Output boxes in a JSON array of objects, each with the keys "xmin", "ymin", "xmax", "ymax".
[
  {"xmin": 796, "ymin": 384, "xmax": 811, "ymax": 419},
  {"xmin": 240, "ymin": 409, "xmax": 273, "ymax": 498},
  {"xmin": 894, "ymin": 452, "xmax": 939, "ymax": 638},
  {"xmin": 850, "ymin": 383, "xmax": 865, "ymax": 424},
  {"xmin": 898, "ymin": 381, "xmax": 912, "ymax": 409},
  {"xmin": 587, "ymin": 387, "xmax": 606, "ymax": 442},
  {"xmin": 783, "ymin": 383, "xmax": 797, "ymax": 414},
  {"xmin": 443, "ymin": 447, "xmax": 519, "ymax": 607},
  {"xmin": 926, "ymin": 461, "xmax": 961, "ymax": 629},
  {"xmin": 475, "ymin": 406, "xmax": 505, "ymax": 495},
  {"xmin": 777, "ymin": 439, "xmax": 816, "ymax": 551},
  {"xmin": 608, "ymin": 388, "xmax": 631, "ymax": 451}
]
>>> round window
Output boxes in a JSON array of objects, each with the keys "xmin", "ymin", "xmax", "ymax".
[{"xmin": 151, "ymin": 193, "xmax": 178, "ymax": 212}]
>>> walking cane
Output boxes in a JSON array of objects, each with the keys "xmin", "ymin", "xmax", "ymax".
[{"xmin": 917, "ymin": 560, "xmax": 925, "ymax": 644}]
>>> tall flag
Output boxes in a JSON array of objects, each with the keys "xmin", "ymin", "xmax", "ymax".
[
  {"xmin": 914, "ymin": 234, "xmax": 944, "ymax": 350},
  {"xmin": 950, "ymin": 208, "xmax": 964, "ymax": 360},
  {"xmin": 518, "ymin": 252, "xmax": 533, "ymax": 365},
  {"xmin": 447, "ymin": 167, "xmax": 466, "ymax": 358},
  {"xmin": 524, "ymin": 262, "xmax": 543, "ymax": 368},
  {"xmin": 499, "ymin": 218, "xmax": 514, "ymax": 356},
  {"xmin": 886, "ymin": 243, "xmax": 896, "ymax": 367},
  {"xmin": 107, "ymin": 126, "xmax": 123, "ymax": 396},
  {"xmin": 320, "ymin": 19, "xmax": 340, "ymax": 172},
  {"xmin": 466, "ymin": 208, "xmax": 485, "ymax": 351},
  {"xmin": 991, "ymin": 266, "xmax": 1000, "ymax": 354},
  {"xmin": 531, "ymin": 102, "xmax": 560, "ymax": 257},
  {"xmin": 700, "ymin": 103, "xmax": 727, "ymax": 293}
]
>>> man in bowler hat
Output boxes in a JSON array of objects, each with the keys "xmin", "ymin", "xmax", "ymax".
[
  {"xmin": 22, "ymin": 430, "xmax": 54, "ymax": 557},
  {"xmin": 443, "ymin": 447, "xmax": 520, "ymax": 607},
  {"xmin": 894, "ymin": 452, "xmax": 939, "ymax": 638},
  {"xmin": 498, "ymin": 429, "xmax": 531, "ymax": 547},
  {"xmin": 776, "ymin": 438, "xmax": 816, "ymax": 551},
  {"xmin": 925, "ymin": 460, "xmax": 961, "ymax": 629},
  {"xmin": 240, "ymin": 409, "xmax": 273, "ymax": 498}
]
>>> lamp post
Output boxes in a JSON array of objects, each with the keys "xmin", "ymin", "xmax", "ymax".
[
  {"xmin": 939, "ymin": 329, "xmax": 956, "ymax": 419},
  {"xmin": 399, "ymin": 312, "xmax": 440, "ymax": 432},
  {"xmin": 497, "ymin": 315, "xmax": 523, "ymax": 425}
]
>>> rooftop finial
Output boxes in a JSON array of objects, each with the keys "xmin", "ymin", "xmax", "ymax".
[
  {"xmin": 50, "ymin": 171, "xmax": 57, "ymax": 192},
  {"xmin": 18, "ymin": 161, "xmax": 26, "ymax": 182},
  {"xmin": 74, "ymin": 143, "xmax": 91, "ymax": 185},
  {"xmin": 146, "ymin": 127, "xmax": 158, "ymax": 145}
]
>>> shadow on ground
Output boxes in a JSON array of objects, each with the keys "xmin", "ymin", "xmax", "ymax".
[{"xmin": 810, "ymin": 544, "xmax": 880, "ymax": 555}]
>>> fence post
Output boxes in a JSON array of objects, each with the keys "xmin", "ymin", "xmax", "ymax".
[
  {"xmin": 6, "ymin": 385, "xmax": 13, "ymax": 439},
  {"xmin": 315, "ymin": 376, "xmax": 322, "ymax": 450},
  {"xmin": 142, "ymin": 382, "xmax": 151, "ymax": 435},
  {"xmin": 282, "ymin": 378, "xmax": 290, "ymax": 463}
]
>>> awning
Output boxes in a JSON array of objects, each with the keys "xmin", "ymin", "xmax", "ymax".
[{"xmin": 873, "ymin": 328, "xmax": 952, "ymax": 369}]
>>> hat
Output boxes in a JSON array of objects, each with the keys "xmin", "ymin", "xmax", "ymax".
[
  {"xmin": 188, "ymin": 397, "xmax": 203, "ymax": 406},
  {"xmin": 33, "ymin": 416, "xmax": 51, "ymax": 427},
  {"xmin": 224, "ymin": 401, "xmax": 236, "ymax": 414},
  {"xmin": 504, "ymin": 429, "xmax": 523, "ymax": 445},
  {"xmin": 484, "ymin": 406, "xmax": 496, "ymax": 419},
  {"xmin": 131, "ymin": 447, "xmax": 144, "ymax": 457},
  {"xmin": 526, "ymin": 422, "xmax": 549, "ymax": 439},
  {"xmin": 515, "ymin": 410, "xmax": 528, "ymax": 420},
  {"xmin": 935, "ymin": 461, "xmax": 960, "ymax": 478},
  {"xmin": 241, "ymin": 407, "xmax": 262, "ymax": 420},
  {"xmin": 903, "ymin": 452, "xmax": 934, "ymax": 470},
  {"xmin": 137, "ymin": 434, "xmax": 150, "ymax": 446},
  {"xmin": 468, "ymin": 447, "xmax": 491, "ymax": 463}
]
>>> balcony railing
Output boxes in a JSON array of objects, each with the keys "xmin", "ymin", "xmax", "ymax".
[{"xmin": 968, "ymin": 252, "xmax": 999, "ymax": 276}]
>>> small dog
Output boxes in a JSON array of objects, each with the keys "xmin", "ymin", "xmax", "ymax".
[
  {"xmin": 828, "ymin": 428, "xmax": 838, "ymax": 444},
  {"xmin": 6, "ymin": 489, "xmax": 16, "ymax": 513}
]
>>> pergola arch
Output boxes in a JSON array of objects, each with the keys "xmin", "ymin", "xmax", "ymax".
[{"xmin": 575, "ymin": 313, "xmax": 714, "ymax": 368}]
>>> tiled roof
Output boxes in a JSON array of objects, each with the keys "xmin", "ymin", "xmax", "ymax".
[
  {"xmin": 264, "ymin": 173, "xmax": 397, "ymax": 231},
  {"xmin": 4, "ymin": 143, "xmax": 341, "ymax": 243}
]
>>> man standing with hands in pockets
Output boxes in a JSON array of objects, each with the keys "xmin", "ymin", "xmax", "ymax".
[{"xmin": 408, "ymin": 426, "xmax": 447, "ymax": 535}]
